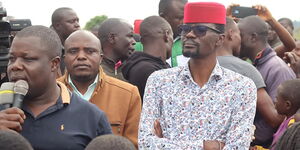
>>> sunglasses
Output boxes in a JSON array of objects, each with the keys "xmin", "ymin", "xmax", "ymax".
[{"xmin": 178, "ymin": 24, "xmax": 222, "ymax": 37}]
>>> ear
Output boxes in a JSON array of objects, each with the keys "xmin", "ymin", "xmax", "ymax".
[
  {"xmin": 285, "ymin": 100, "xmax": 293, "ymax": 110},
  {"xmin": 108, "ymin": 33, "xmax": 116, "ymax": 44},
  {"xmin": 50, "ymin": 56, "xmax": 61, "ymax": 72},
  {"xmin": 226, "ymin": 29, "xmax": 234, "ymax": 41},
  {"xmin": 215, "ymin": 34, "xmax": 225, "ymax": 47},
  {"xmin": 163, "ymin": 30, "xmax": 170, "ymax": 43},
  {"xmin": 99, "ymin": 53, "xmax": 104, "ymax": 65},
  {"xmin": 250, "ymin": 33, "xmax": 258, "ymax": 42}
]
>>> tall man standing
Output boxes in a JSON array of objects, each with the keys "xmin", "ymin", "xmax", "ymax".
[
  {"xmin": 58, "ymin": 30, "xmax": 141, "ymax": 147},
  {"xmin": 138, "ymin": 2, "xmax": 257, "ymax": 149},
  {"xmin": 122, "ymin": 16, "xmax": 173, "ymax": 99},
  {"xmin": 159, "ymin": 0, "xmax": 188, "ymax": 67},
  {"xmin": 51, "ymin": 7, "xmax": 80, "ymax": 75},
  {"xmin": 51, "ymin": 7, "xmax": 80, "ymax": 45},
  {"xmin": 98, "ymin": 18, "xmax": 136, "ymax": 81}
]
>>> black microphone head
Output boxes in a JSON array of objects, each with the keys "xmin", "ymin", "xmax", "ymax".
[{"xmin": 13, "ymin": 80, "xmax": 29, "ymax": 96}]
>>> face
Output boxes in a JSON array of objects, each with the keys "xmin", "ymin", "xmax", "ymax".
[
  {"xmin": 181, "ymin": 23, "xmax": 222, "ymax": 59},
  {"xmin": 230, "ymin": 24, "xmax": 242, "ymax": 57},
  {"xmin": 7, "ymin": 36, "xmax": 56, "ymax": 99},
  {"xmin": 279, "ymin": 20, "xmax": 293, "ymax": 36},
  {"xmin": 112, "ymin": 23, "xmax": 136, "ymax": 62},
  {"xmin": 57, "ymin": 10, "xmax": 80, "ymax": 40},
  {"xmin": 238, "ymin": 24, "xmax": 253, "ymax": 59},
  {"xmin": 163, "ymin": 0, "xmax": 185, "ymax": 38},
  {"xmin": 64, "ymin": 33, "xmax": 102, "ymax": 83},
  {"xmin": 267, "ymin": 24, "xmax": 278, "ymax": 43},
  {"xmin": 275, "ymin": 86, "xmax": 289, "ymax": 115},
  {"xmin": 166, "ymin": 27, "xmax": 174, "ymax": 59}
]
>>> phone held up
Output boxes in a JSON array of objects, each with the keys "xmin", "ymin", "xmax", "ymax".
[{"xmin": 231, "ymin": 6, "xmax": 258, "ymax": 18}]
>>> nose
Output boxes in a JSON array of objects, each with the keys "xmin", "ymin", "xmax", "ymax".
[
  {"xmin": 8, "ymin": 58, "xmax": 23, "ymax": 71},
  {"xmin": 76, "ymin": 50, "xmax": 87, "ymax": 60},
  {"xmin": 185, "ymin": 30, "xmax": 196, "ymax": 38},
  {"xmin": 74, "ymin": 20, "xmax": 80, "ymax": 29}
]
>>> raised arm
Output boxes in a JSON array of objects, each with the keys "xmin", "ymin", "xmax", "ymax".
[{"xmin": 254, "ymin": 5, "xmax": 296, "ymax": 58}]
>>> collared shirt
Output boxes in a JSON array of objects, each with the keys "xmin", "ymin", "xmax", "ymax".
[
  {"xmin": 20, "ymin": 82, "xmax": 112, "ymax": 150},
  {"xmin": 68, "ymin": 75, "xmax": 98, "ymax": 101},
  {"xmin": 138, "ymin": 62, "xmax": 257, "ymax": 150}
]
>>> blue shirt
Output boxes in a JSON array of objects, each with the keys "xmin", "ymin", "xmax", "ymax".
[
  {"xmin": 20, "ymin": 82, "xmax": 112, "ymax": 150},
  {"xmin": 68, "ymin": 75, "xmax": 98, "ymax": 101}
]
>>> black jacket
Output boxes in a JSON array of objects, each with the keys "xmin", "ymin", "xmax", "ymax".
[{"xmin": 122, "ymin": 52, "xmax": 170, "ymax": 100}]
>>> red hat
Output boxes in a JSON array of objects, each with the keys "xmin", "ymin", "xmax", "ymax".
[
  {"xmin": 184, "ymin": 2, "xmax": 226, "ymax": 24},
  {"xmin": 133, "ymin": 19, "xmax": 143, "ymax": 34}
]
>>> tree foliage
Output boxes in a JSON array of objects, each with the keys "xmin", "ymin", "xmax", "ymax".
[{"xmin": 84, "ymin": 15, "xmax": 108, "ymax": 30}]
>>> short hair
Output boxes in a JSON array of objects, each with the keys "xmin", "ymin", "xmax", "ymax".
[
  {"xmin": 238, "ymin": 16, "xmax": 268, "ymax": 43},
  {"xmin": 225, "ymin": 17, "xmax": 236, "ymax": 31},
  {"xmin": 0, "ymin": 130, "xmax": 33, "ymax": 150},
  {"xmin": 278, "ymin": 17, "xmax": 294, "ymax": 30},
  {"xmin": 140, "ymin": 16, "xmax": 171, "ymax": 42},
  {"xmin": 15, "ymin": 25, "xmax": 62, "ymax": 58},
  {"xmin": 97, "ymin": 18, "xmax": 126, "ymax": 46},
  {"xmin": 158, "ymin": 0, "xmax": 187, "ymax": 15},
  {"xmin": 51, "ymin": 7, "xmax": 73, "ymax": 24},
  {"xmin": 275, "ymin": 122, "xmax": 300, "ymax": 150},
  {"xmin": 85, "ymin": 135, "xmax": 136, "ymax": 150},
  {"xmin": 278, "ymin": 79, "xmax": 300, "ymax": 109}
]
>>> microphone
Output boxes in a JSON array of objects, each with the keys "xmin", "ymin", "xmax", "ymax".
[
  {"xmin": 0, "ymin": 82, "xmax": 15, "ymax": 109},
  {"xmin": 12, "ymin": 80, "xmax": 29, "ymax": 108}
]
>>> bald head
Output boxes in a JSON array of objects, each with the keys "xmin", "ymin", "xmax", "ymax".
[
  {"xmin": 97, "ymin": 18, "xmax": 131, "ymax": 46},
  {"xmin": 51, "ymin": 7, "xmax": 73, "ymax": 24},
  {"xmin": 65, "ymin": 30, "xmax": 101, "ymax": 51},
  {"xmin": 238, "ymin": 16, "xmax": 268, "ymax": 43},
  {"xmin": 140, "ymin": 16, "xmax": 173, "ymax": 43},
  {"xmin": 64, "ymin": 30, "xmax": 102, "ymax": 83}
]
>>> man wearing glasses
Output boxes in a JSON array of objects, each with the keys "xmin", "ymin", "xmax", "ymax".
[{"xmin": 138, "ymin": 2, "xmax": 257, "ymax": 150}]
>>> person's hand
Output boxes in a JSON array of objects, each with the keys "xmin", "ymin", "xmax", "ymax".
[
  {"xmin": 253, "ymin": 5, "xmax": 273, "ymax": 21},
  {"xmin": 0, "ymin": 107, "xmax": 26, "ymax": 132},
  {"xmin": 204, "ymin": 140, "xmax": 225, "ymax": 150},
  {"xmin": 226, "ymin": 4, "xmax": 240, "ymax": 22},
  {"xmin": 284, "ymin": 52, "xmax": 300, "ymax": 77},
  {"xmin": 154, "ymin": 119, "xmax": 163, "ymax": 138}
]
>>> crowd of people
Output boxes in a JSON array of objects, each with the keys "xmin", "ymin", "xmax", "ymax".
[{"xmin": 0, "ymin": 0, "xmax": 300, "ymax": 150}]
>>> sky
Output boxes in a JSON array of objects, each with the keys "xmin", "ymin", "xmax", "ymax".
[{"xmin": 1, "ymin": 0, "xmax": 300, "ymax": 27}]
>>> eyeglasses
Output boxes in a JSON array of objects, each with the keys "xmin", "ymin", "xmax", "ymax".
[{"xmin": 178, "ymin": 24, "xmax": 222, "ymax": 37}]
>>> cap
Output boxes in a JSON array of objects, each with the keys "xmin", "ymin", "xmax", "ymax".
[{"xmin": 184, "ymin": 2, "xmax": 226, "ymax": 24}]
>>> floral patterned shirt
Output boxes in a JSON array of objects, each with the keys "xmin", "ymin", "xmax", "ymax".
[{"xmin": 138, "ymin": 62, "xmax": 257, "ymax": 150}]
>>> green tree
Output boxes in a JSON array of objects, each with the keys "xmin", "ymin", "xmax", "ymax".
[{"xmin": 84, "ymin": 15, "xmax": 108, "ymax": 30}]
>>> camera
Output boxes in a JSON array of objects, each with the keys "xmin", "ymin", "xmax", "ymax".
[{"xmin": 0, "ymin": 2, "xmax": 31, "ymax": 84}]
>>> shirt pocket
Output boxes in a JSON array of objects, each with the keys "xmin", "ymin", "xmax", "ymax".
[{"xmin": 110, "ymin": 121, "xmax": 123, "ymax": 135}]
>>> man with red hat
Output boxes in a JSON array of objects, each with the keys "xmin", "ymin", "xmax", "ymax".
[{"xmin": 138, "ymin": 2, "xmax": 257, "ymax": 149}]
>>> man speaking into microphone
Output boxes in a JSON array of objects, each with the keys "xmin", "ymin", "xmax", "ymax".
[{"xmin": 0, "ymin": 25, "xmax": 112, "ymax": 150}]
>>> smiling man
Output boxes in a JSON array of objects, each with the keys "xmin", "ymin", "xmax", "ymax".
[
  {"xmin": 57, "ymin": 30, "xmax": 141, "ymax": 148},
  {"xmin": 138, "ymin": 2, "xmax": 257, "ymax": 149},
  {"xmin": 0, "ymin": 26, "xmax": 112, "ymax": 150}
]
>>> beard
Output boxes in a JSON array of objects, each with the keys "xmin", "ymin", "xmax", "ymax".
[{"xmin": 182, "ymin": 41, "xmax": 202, "ymax": 59}]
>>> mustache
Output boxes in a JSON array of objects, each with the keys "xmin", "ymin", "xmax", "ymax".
[{"xmin": 182, "ymin": 39, "xmax": 199, "ymax": 46}]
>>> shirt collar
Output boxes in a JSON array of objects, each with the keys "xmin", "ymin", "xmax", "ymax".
[
  {"xmin": 57, "ymin": 81, "xmax": 71, "ymax": 104},
  {"xmin": 182, "ymin": 60, "xmax": 223, "ymax": 83},
  {"xmin": 68, "ymin": 74, "xmax": 99, "ymax": 95}
]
